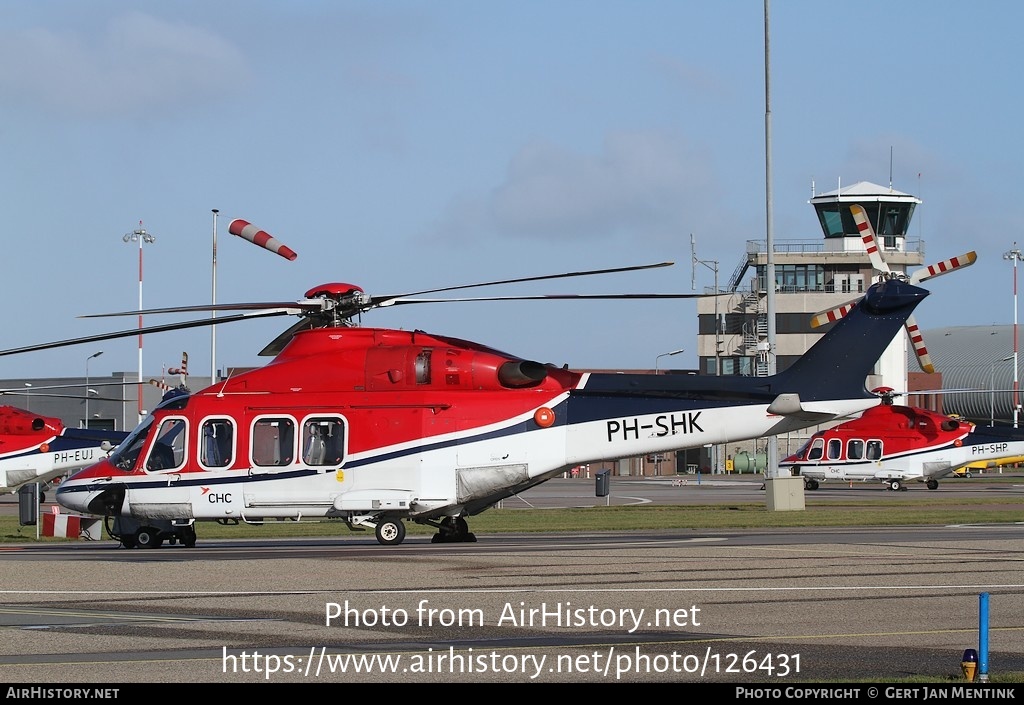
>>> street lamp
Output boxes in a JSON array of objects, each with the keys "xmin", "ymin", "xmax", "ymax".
[
  {"xmin": 655, "ymin": 348, "xmax": 685, "ymax": 374},
  {"xmin": 24, "ymin": 383, "xmax": 31, "ymax": 411},
  {"xmin": 85, "ymin": 350, "xmax": 103, "ymax": 428},
  {"xmin": 691, "ymin": 234, "xmax": 721, "ymax": 375},
  {"xmin": 1004, "ymin": 244, "xmax": 1022, "ymax": 428},
  {"xmin": 211, "ymin": 209, "xmax": 219, "ymax": 386},
  {"xmin": 123, "ymin": 223, "xmax": 156, "ymax": 424}
]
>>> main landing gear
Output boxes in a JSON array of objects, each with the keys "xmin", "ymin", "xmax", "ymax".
[
  {"xmin": 106, "ymin": 516, "xmax": 197, "ymax": 549},
  {"xmin": 367, "ymin": 514, "xmax": 476, "ymax": 546},
  {"xmin": 429, "ymin": 516, "xmax": 477, "ymax": 544}
]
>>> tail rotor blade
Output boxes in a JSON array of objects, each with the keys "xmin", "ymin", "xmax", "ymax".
[
  {"xmin": 910, "ymin": 251, "xmax": 978, "ymax": 284},
  {"xmin": 850, "ymin": 204, "xmax": 889, "ymax": 274},
  {"xmin": 905, "ymin": 315, "xmax": 935, "ymax": 374},
  {"xmin": 810, "ymin": 299, "xmax": 859, "ymax": 329}
]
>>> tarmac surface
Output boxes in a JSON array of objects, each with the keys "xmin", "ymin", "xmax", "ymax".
[{"xmin": 1, "ymin": 474, "xmax": 1023, "ymax": 686}]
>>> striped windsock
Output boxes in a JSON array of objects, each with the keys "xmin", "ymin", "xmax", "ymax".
[{"xmin": 228, "ymin": 219, "xmax": 298, "ymax": 261}]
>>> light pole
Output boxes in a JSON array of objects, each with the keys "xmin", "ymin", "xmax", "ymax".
[
  {"xmin": 211, "ymin": 209, "xmax": 219, "ymax": 386},
  {"xmin": 24, "ymin": 383, "xmax": 31, "ymax": 411},
  {"xmin": 655, "ymin": 348, "xmax": 685, "ymax": 374},
  {"xmin": 991, "ymin": 356, "xmax": 1013, "ymax": 425},
  {"xmin": 123, "ymin": 223, "xmax": 156, "ymax": 424},
  {"xmin": 1004, "ymin": 245, "xmax": 1022, "ymax": 428},
  {"xmin": 691, "ymin": 234, "xmax": 721, "ymax": 375},
  {"xmin": 85, "ymin": 350, "xmax": 103, "ymax": 428}
]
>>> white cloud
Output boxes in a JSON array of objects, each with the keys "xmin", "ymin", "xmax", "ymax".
[
  {"xmin": 0, "ymin": 11, "xmax": 248, "ymax": 118},
  {"xmin": 428, "ymin": 130, "xmax": 723, "ymax": 244}
]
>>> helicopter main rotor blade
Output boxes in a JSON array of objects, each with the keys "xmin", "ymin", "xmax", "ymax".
[
  {"xmin": 0, "ymin": 309, "xmax": 298, "ymax": 358},
  {"xmin": 370, "ymin": 261, "xmax": 675, "ymax": 306},
  {"xmin": 78, "ymin": 263, "xmax": 678, "ymax": 322},
  {"xmin": 0, "ymin": 391, "xmax": 126, "ymax": 402},
  {"xmin": 374, "ymin": 292, "xmax": 720, "ymax": 307},
  {"xmin": 78, "ymin": 301, "xmax": 324, "ymax": 318}
]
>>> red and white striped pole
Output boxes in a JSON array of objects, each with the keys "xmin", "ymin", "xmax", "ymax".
[
  {"xmin": 122, "ymin": 222, "xmax": 156, "ymax": 425},
  {"xmin": 228, "ymin": 219, "xmax": 298, "ymax": 261}
]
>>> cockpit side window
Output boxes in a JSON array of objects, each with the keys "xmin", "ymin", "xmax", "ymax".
[
  {"xmin": 252, "ymin": 417, "xmax": 295, "ymax": 467},
  {"xmin": 109, "ymin": 415, "xmax": 155, "ymax": 472},
  {"xmin": 302, "ymin": 416, "xmax": 346, "ymax": 467},
  {"xmin": 147, "ymin": 418, "xmax": 186, "ymax": 472},
  {"xmin": 200, "ymin": 418, "xmax": 235, "ymax": 469},
  {"xmin": 807, "ymin": 438, "xmax": 824, "ymax": 461}
]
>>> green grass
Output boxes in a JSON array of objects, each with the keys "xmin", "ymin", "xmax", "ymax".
[{"xmin": 5, "ymin": 494, "xmax": 1023, "ymax": 543}]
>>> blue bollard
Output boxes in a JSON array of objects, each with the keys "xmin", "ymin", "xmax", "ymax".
[{"xmin": 979, "ymin": 592, "xmax": 989, "ymax": 681}]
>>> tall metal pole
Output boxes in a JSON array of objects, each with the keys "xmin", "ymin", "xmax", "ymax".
[
  {"xmin": 211, "ymin": 209, "xmax": 219, "ymax": 386},
  {"xmin": 85, "ymin": 350, "xmax": 103, "ymax": 429},
  {"xmin": 764, "ymin": 0, "xmax": 779, "ymax": 477},
  {"xmin": 123, "ymin": 223, "xmax": 156, "ymax": 424},
  {"xmin": 1005, "ymin": 245, "xmax": 1022, "ymax": 428}
]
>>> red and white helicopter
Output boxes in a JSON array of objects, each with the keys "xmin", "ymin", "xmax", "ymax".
[
  {"xmin": 0, "ymin": 403, "xmax": 127, "ymax": 501},
  {"xmin": 780, "ymin": 387, "xmax": 1024, "ymax": 491},
  {"xmin": 0, "ymin": 222, "xmax": 934, "ymax": 548}
]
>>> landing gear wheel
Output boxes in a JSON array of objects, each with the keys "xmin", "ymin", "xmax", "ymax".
[
  {"xmin": 804, "ymin": 479, "xmax": 819, "ymax": 491},
  {"xmin": 134, "ymin": 527, "xmax": 163, "ymax": 549},
  {"xmin": 455, "ymin": 517, "xmax": 477, "ymax": 543},
  {"xmin": 889, "ymin": 479, "xmax": 903, "ymax": 491},
  {"xmin": 120, "ymin": 536, "xmax": 137, "ymax": 549},
  {"xmin": 432, "ymin": 516, "xmax": 476, "ymax": 543},
  {"xmin": 375, "ymin": 518, "xmax": 406, "ymax": 546},
  {"xmin": 926, "ymin": 479, "xmax": 939, "ymax": 490},
  {"xmin": 180, "ymin": 526, "xmax": 197, "ymax": 548}
]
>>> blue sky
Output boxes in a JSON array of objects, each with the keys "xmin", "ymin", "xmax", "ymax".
[{"xmin": 1, "ymin": 1, "xmax": 1021, "ymax": 382}]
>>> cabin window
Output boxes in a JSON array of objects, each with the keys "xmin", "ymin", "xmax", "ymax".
[
  {"xmin": 847, "ymin": 439, "xmax": 864, "ymax": 460},
  {"xmin": 806, "ymin": 438, "xmax": 824, "ymax": 461},
  {"xmin": 200, "ymin": 418, "xmax": 234, "ymax": 469},
  {"xmin": 302, "ymin": 417, "xmax": 346, "ymax": 467},
  {"xmin": 147, "ymin": 418, "xmax": 186, "ymax": 472},
  {"xmin": 866, "ymin": 440, "xmax": 883, "ymax": 460},
  {"xmin": 826, "ymin": 438, "xmax": 842, "ymax": 460},
  {"xmin": 252, "ymin": 417, "xmax": 295, "ymax": 467}
]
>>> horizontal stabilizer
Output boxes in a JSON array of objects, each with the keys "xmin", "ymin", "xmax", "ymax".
[
  {"xmin": 766, "ymin": 394, "xmax": 802, "ymax": 415},
  {"xmin": 766, "ymin": 394, "xmax": 878, "ymax": 432}
]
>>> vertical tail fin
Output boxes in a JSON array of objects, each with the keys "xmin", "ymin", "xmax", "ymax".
[{"xmin": 773, "ymin": 278, "xmax": 929, "ymax": 402}]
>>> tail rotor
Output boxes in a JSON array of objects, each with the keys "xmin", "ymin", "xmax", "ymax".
[{"xmin": 810, "ymin": 204, "xmax": 977, "ymax": 373}]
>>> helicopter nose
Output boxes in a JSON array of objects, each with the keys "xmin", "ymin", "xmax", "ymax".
[
  {"xmin": 55, "ymin": 482, "xmax": 92, "ymax": 514},
  {"xmin": 56, "ymin": 481, "xmax": 126, "ymax": 517}
]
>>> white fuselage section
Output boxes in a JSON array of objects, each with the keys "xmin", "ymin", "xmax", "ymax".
[{"xmin": 58, "ymin": 396, "xmax": 880, "ymax": 522}]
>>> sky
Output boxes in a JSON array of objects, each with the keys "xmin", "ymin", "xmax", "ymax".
[{"xmin": 1, "ymin": 1, "xmax": 1022, "ymax": 384}]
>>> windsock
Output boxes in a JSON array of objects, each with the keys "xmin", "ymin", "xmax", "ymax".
[{"xmin": 228, "ymin": 219, "xmax": 298, "ymax": 261}]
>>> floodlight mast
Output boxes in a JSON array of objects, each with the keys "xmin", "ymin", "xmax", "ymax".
[{"xmin": 122, "ymin": 223, "xmax": 156, "ymax": 424}]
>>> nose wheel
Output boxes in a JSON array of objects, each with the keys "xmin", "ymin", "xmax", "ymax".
[{"xmin": 374, "ymin": 517, "xmax": 407, "ymax": 546}]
